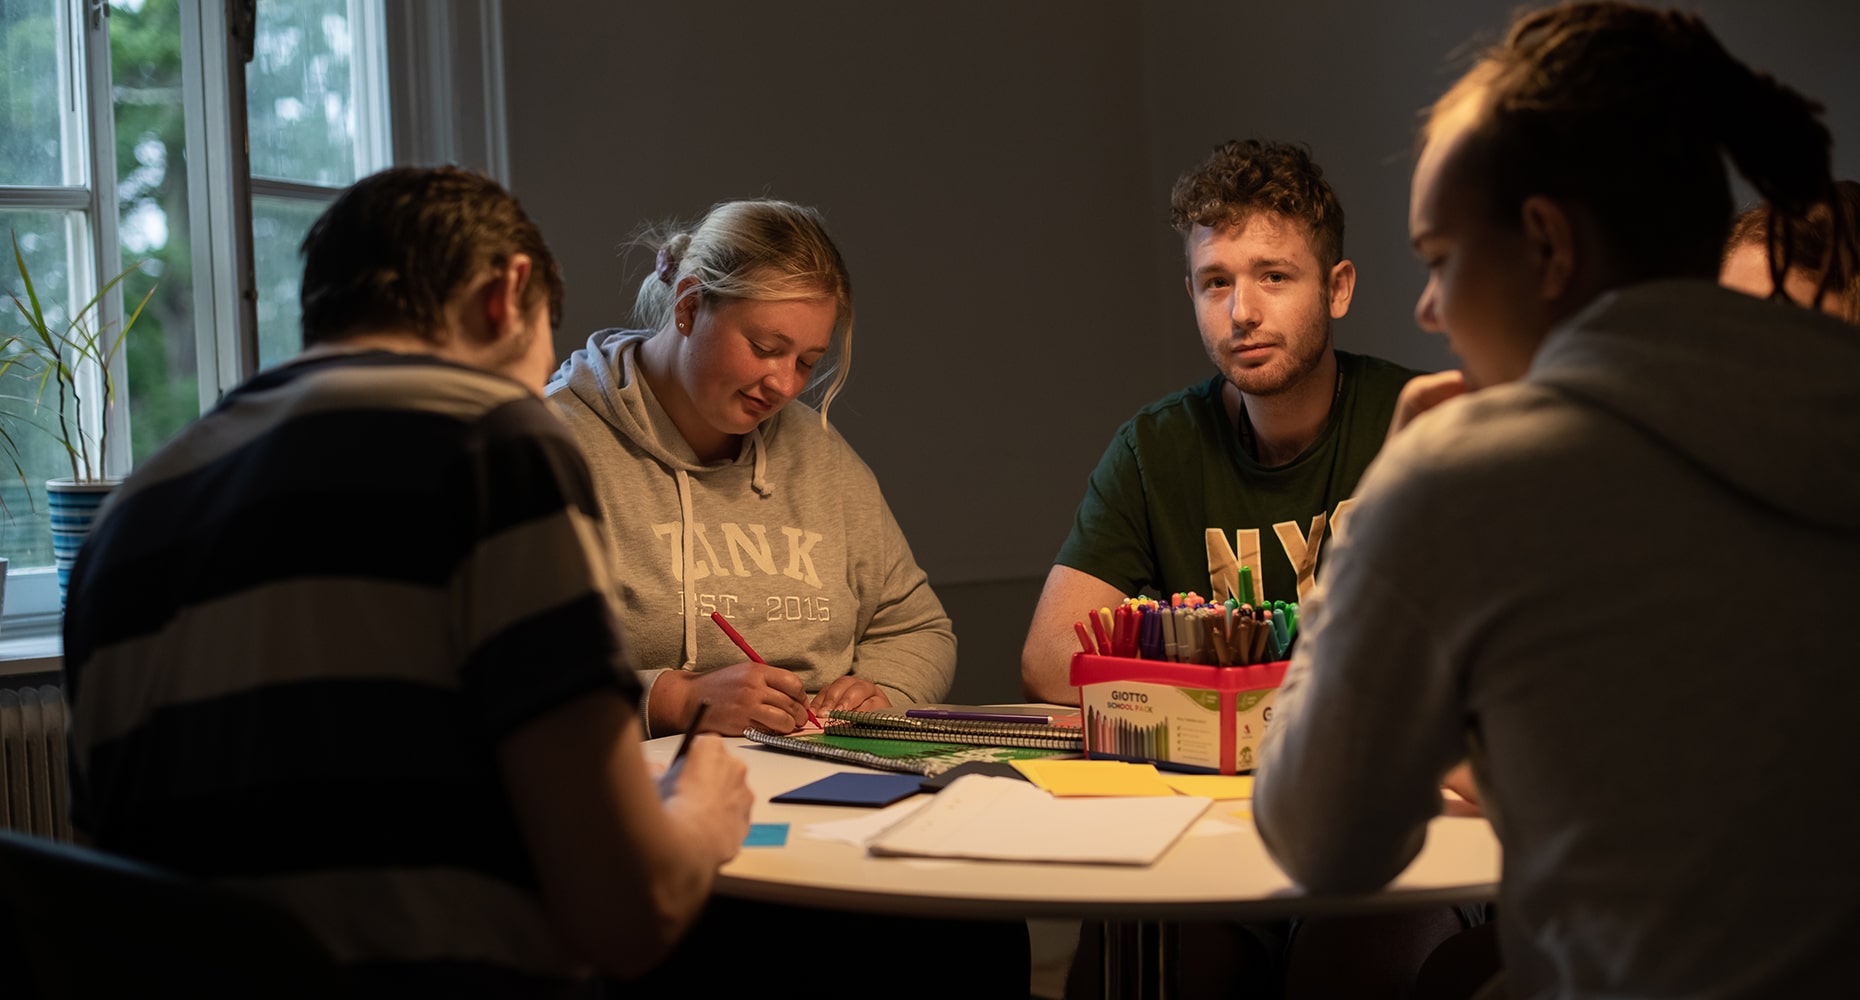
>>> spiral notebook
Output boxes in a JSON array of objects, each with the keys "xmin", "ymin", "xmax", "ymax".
[
  {"xmin": 826, "ymin": 707, "xmax": 1083, "ymax": 745},
  {"xmin": 823, "ymin": 724, "xmax": 1081, "ymax": 749},
  {"xmin": 743, "ymin": 730, "xmax": 1076, "ymax": 776}
]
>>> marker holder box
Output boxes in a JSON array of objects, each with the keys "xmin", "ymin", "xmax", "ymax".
[{"xmin": 1069, "ymin": 654, "xmax": 1288, "ymax": 774}]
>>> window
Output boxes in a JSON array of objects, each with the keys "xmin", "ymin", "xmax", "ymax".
[
  {"xmin": 1, "ymin": 0, "xmax": 503, "ymax": 638},
  {"xmin": 247, "ymin": 0, "xmax": 390, "ymax": 369}
]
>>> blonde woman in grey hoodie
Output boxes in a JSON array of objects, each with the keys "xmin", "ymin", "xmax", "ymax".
[{"xmin": 546, "ymin": 200, "xmax": 957, "ymax": 739}]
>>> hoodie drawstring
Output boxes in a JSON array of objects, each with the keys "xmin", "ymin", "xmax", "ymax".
[
  {"xmin": 750, "ymin": 426, "xmax": 772, "ymax": 498},
  {"xmin": 680, "ymin": 432, "xmax": 770, "ymax": 666},
  {"xmin": 676, "ymin": 467, "xmax": 698, "ymax": 670}
]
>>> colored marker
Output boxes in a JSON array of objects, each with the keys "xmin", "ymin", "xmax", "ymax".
[{"xmin": 1090, "ymin": 609, "xmax": 1113, "ymax": 656}]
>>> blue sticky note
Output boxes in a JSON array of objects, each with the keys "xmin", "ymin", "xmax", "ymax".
[
  {"xmin": 769, "ymin": 772, "xmax": 928, "ymax": 807},
  {"xmin": 744, "ymin": 823, "xmax": 788, "ymax": 847}
]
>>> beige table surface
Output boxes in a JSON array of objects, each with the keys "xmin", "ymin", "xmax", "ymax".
[{"xmin": 643, "ymin": 728, "xmax": 1500, "ymax": 923}]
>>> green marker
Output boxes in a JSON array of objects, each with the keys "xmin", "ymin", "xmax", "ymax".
[{"xmin": 1238, "ymin": 565, "xmax": 1256, "ymax": 606}]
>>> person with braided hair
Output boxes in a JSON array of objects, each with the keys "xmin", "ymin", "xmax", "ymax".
[
  {"xmin": 1256, "ymin": 3, "xmax": 1860, "ymax": 997},
  {"xmin": 1721, "ymin": 179, "xmax": 1860, "ymax": 324}
]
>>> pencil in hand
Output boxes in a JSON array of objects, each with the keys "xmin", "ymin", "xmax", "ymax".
[
  {"xmin": 659, "ymin": 698, "xmax": 711, "ymax": 798},
  {"xmin": 708, "ymin": 611, "xmax": 820, "ymax": 729},
  {"xmin": 677, "ymin": 699, "xmax": 712, "ymax": 756}
]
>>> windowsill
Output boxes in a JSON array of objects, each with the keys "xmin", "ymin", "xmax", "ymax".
[
  {"xmin": 3, "ymin": 565, "xmax": 64, "ymax": 676},
  {"xmin": 0, "ymin": 631, "xmax": 61, "ymax": 677}
]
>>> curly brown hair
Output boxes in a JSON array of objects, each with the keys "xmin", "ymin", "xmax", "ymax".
[{"xmin": 1168, "ymin": 139, "xmax": 1345, "ymax": 272}]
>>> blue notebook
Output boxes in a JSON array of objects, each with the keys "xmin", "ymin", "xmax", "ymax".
[{"xmin": 769, "ymin": 772, "xmax": 928, "ymax": 807}]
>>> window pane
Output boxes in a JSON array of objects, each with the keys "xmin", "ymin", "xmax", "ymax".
[
  {"xmin": 1, "ymin": 211, "xmax": 92, "ymax": 570},
  {"xmin": 252, "ymin": 194, "xmax": 327, "ymax": 369},
  {"xmin": 110, "ymin": 0, "xmax": 200, "ymax": 465},
  {"xmin": 0, "ymin": 0, "xmax": 82, "ymax": 188},
  {"xmin": 248, "ymin": 0, "xmax": 368, "ymax": 186}
]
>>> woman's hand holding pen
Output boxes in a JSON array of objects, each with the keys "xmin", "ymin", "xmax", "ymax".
[
  {"xmin": 812, "ymin": 675, "xmax": 890, "ymax": 715},
  {"xmin": 654, "ymin": 664, "xmax": 815, "ymax": 735}
]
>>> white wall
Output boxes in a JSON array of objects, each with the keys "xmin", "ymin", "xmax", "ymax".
[{"xmin": 502, "ymin": 1, "xmax": 1860, "ymax": 693}]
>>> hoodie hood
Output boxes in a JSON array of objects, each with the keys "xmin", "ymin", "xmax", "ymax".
[
  {"xmin": 1529, "ymin": 280, "xmax": 1860, "ymax": 532},
  {"xmin": 547, "ymin": 328, "xmax": 775, "ymax": 497}
]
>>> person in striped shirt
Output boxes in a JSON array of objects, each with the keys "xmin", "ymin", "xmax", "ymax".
[{"xmin": 64, "ymin": 165, "xmax": 751, "ymax": 998}]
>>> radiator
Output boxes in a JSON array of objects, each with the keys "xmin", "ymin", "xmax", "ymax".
[{"xmin": 0, "ymin": 684, "xmax": 72, "ymax": 841}]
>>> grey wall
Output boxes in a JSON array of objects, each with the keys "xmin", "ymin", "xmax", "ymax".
[
  {"xmin": 1137, "ymin": 0, "xmax": 1860, "ymax": 379},
  {"xmin": 503, "ymin": 1, "xmax": 1860, "ymax": 703}
]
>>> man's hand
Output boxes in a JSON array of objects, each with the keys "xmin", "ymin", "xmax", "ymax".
[
  {"xmin": 651, "ymin": 663, "xmax": 812, "ymax": 735},
  {"xmin": 661, "ymin": 735, "xmax": 753, "ymax": 865},
  {"xmin": 1388, "ymin": 370, "xmax": 1470, "ymax": 441},
  {"xmin": 811, "ymin": 675, "xmax": 891, "ymax": 715}
]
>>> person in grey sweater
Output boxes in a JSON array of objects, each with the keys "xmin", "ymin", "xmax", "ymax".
[
  {"xmin": 547, "ymin": 199, "xmax": 956, "ymax": 738},
  {"xmin": 1256, "ymin": 3, "xmax": 1860, "ymax": 998},
  {"xmin": 548, "ymin": 201, "xmax": 1025, "ymax": 1000}
]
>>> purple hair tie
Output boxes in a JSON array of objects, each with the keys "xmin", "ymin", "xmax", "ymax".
[{"xmin": 655, "ymin": 246, "xmax": 677, "ymax": 285}]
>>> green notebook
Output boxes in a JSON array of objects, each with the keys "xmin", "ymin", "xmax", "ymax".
[{"xmin": 743, "ymin": 730, "xmax": 1075, "ymax": 776}]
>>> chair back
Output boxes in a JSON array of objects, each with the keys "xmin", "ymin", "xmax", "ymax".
[{"xmin": 0, "ymin": 830, "xmax": 350, "ymax": 998}]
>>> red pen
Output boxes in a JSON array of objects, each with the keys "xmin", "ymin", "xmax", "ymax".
[{"xmin": 709, "ymin": 611, "xmax": 820, "ymax": 728}]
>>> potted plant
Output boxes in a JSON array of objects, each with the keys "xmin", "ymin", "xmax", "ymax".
[
  {"xmin": 0, "ymin": 308, "xmax": 34, "ymax": 628},
  {"xmin": 6, "ymin": 230, "xmax": 154, "ymax": 605},
  {"xmin": 0, "ymin": 367, "xmax": 21, "ymax": 627}
]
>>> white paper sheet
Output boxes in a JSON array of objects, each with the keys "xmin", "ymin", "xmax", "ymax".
[
  {"xmin": 802, "ymin": 796, "xmax": 932, "ymax": 846},
  {"xmin": 867, "ymin": 775, "xmax": 1211, "ymax": 865}
]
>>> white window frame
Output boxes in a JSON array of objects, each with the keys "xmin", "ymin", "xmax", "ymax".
[
  {"xmin": 0, "ymin": 0, "xmax": 508, "ymax": 648},
  {"xmin": 180, "ymin": 0, "xmax": 259, "ymax": 409}
]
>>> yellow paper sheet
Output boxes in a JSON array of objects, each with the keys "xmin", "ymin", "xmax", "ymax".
[
  {"xmin": 1161, "ymin": 774, "xmax": 1254, "ymax": 800},
  {"xmin": 1009, "ymin": 759, "xmax": 1177, "ymax": 797}
]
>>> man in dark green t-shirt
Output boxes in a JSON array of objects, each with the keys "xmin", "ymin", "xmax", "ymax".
[
  {"xmin": 1022, "ymin": 137, "xmax": 1464, "ymax": 1000},
  {"xmin": 1023, "ymin": 139, "xmax": 1422, "ymax": 704}
]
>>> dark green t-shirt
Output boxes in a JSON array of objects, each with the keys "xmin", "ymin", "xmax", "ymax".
[{"xmin": 1056, "ymin": 351, "xmax": 1421, "ymax": 605}]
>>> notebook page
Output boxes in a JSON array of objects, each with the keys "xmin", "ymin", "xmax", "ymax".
[{"xmin": 867, "ymin": 775, "xmax": 1210, "ymax": 865}]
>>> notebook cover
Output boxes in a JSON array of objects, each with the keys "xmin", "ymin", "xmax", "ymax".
[
  {"xmin": 770, "ymin": 772, "xmax": 928, "ymax": 807},
  {"xmin": 917, "ymin": 761, "xmax": 1032, "ymax": 792}
]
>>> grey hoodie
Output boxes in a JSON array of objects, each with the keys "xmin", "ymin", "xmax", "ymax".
[
  {"xmin": 545, "ymin": 330, "xmax": 955, "ymax": 733},
  {"xmin": 1257, "ymin": 281, "xmax": 1860, "ymax": 998}
]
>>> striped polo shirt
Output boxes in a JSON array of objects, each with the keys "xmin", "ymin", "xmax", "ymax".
[{"xmin": 64, "ymin": 350, "xmax": 640, "ymax": 997}]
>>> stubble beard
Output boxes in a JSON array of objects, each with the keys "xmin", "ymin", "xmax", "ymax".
[{"xmin": 1219, "ymin": 316, "xmax": 1331, "ymax": 398}]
